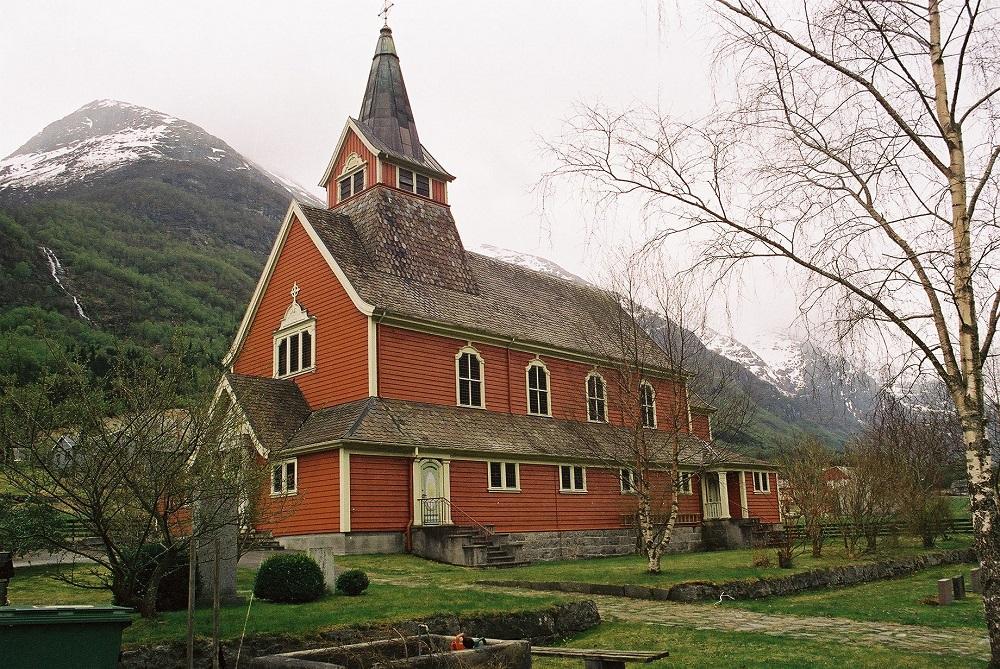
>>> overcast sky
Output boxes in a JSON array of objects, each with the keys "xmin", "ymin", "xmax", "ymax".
[{"xmin": 0, "ymin": 0, "xmax": 803, "ymax": 344}]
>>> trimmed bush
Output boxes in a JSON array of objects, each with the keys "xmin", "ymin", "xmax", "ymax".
[
  {"xmin": 336, "ymin": 568, "xmax": 370, "ymax": 596},
  {"xmin": 254, "ymin": 553, "xmax": 326, "ymax": 603}
]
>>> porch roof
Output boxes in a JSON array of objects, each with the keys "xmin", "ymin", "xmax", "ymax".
[{"xmin": 285, "ymin": 395, "xmax": 771, "ymax": 469}]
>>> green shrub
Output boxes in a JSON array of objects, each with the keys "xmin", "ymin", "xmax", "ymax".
[
  {"xmin": 336, "ymin": 569, "xmax": 370, "ymax": 596},
  {"xmin": 254, "ymin": 553, "xmax": 326, "ymax": 603}
]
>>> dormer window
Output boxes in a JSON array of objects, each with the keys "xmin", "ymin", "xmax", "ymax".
[
  {"xmin": 274, "ymin": 283, "xmax": 316, "ymax": 379},
  {"xmin": 397, "ymin": 167, "xmax": 431, "ymax": 198},
  {"xmin": 338, "ymin": 168, "xmax": 365, "ymax": 202}
]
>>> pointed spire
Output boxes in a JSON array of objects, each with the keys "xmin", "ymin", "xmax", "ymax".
[{"xmin": 357, "ymin": 25, "xmax": 424, "ymax": 163}]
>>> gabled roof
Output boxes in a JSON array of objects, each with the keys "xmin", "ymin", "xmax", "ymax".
[
  {"xmin": 287, "ymin": 396, "xmax": 769, "ymax": 469},
  {"xmin": 226, "ymin": 373, "xmax": 311, "ymax": 453},
  {"xmin": 297, "ymin": 189, "xmax": 675, "ymax": 371}
]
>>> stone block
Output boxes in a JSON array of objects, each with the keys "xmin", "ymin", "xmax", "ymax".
[
  {"xmin": 971, "ymin": 567, "xmax": 982, "ymax": 593},
  {"xmin": 952, "ymin": 574, "xmax": 966, "ymax": 600},
  {"xmin": 306, "ymin": 547, "xmax": 338, "ymax": 591},
  {"xmin": 938, "ymin": 578, "xmax": 954, "ymax": 605}
]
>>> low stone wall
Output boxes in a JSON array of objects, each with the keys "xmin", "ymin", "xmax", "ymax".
[
  {"xmin": 119, "ymin": 601, "xmax": 600, "ymax": 668},
  {"xmin": 482, "ymin": 548, "xmax": 977, "ymax": 603},
  {"xmin": 511, "ymin": 526, "xmax": 702, "ymax": 562}
]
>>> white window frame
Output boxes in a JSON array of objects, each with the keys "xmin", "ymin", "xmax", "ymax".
[
  {"xmin": 455, "ymin": 346, "xmax": 486, "ymax": 409},
  {"xmin": 559, "ymin": 464, "xmax": 587, "ymax": 492},
  {"xmin": 677, "ymin": 472, "xmax": 693, "ymax": 495},
  {"xmin": 752, "ymin": 471, "xmax": 771, "ymax": 493},
  {"xmin": 526, "ymin": 360, "xmax": 552, "ymax": 417},
  {"xmin": 487, "ymin": 460, "xmax": 520, "ymax": 492},
  {"xmin": 620, "ymin": 468, "xmax": 636, "ymax": 494},
  {"xmin": 271, "ymin": 458, "xmax": 297, "ymax": 496},
  {"xmin": 585, "ymin": 372, "xmax": 608, "ymax": 423},
  {"xmin": 396, "ymin": 166, "xmax": 432, "ymax": 198},
  {"xmin": 273, "ymin": 321, "xmax": 316, "ymax": 379},
  {"xmin": 337, "ymin": 167, "xmax": 365, "ymax": 202},
  {"xmin": 640, "ymin": 381, "xmax": 657, "ymax": 428}
]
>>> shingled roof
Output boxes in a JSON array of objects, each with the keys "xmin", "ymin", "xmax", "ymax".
[
  {"xmin": 298, "ymin": 192, "xmax": 674, "ymax": 370},
  {"xmin": 286, "ymin": 396, "xmax": 767, "ymax": 469},
  {"xmin": 226, "ymin": 374, "xmax": 311, "ymax": 452}
]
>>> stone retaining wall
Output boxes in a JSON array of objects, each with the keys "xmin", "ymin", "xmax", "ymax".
[
  {"xmin": 482, "ymin": 548, "xmax": 977, "ymax": 603},
  {"xmin": 511, "ymin": 526, "xmax": 702, "ymax": 562},
  {"xmin": 119, "ymin": 601, "xmax": 600, "ymax": 668}
]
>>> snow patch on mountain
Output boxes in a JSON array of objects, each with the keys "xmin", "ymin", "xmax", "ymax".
[
  {"xmin": 473, "ymin": 244, "xmax": 589, "ymax": 285},
  {"xmin": 0, "ymin": 99, "xmax": 322, "ymax": 205},
  {"xmin": 702, "ymin": 328, "xmax": 788, "ymax": 392}
]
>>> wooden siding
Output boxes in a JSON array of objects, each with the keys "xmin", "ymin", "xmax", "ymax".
[
  {"xmin": 690, "ymin": 413, "xmax": 711, "ymax": 441},
  {"xmin": 449, "ymin": 460, "xmax": 634, "ymax": 533},
  {"xmin": 745, "ymin": 470, "xmax": 781, "ymax": 523},
  {"xmin": 726, "ymin": 471, "xmax": 743, "ymax": 519},
  {"xmin": 350, "ymin": 455, "xmax": 411, "ymax": 531},
  {"xmin": 232, "ymin": 217, "xmax": 369, "ymax": 409},
  {"xmin": 432, "ymin": 178, "xmax": 447, "ymax": 204},
  {"xmin": 377, "ymin": 325, "xmax": 690, "ymax": 429},
  {"xmin": 261, "ymin": 450, "xmax": 340, "ymax": 537},
  {"xmin": 326, "ymin": 129, "xmax": 378, "ymax": 208}
]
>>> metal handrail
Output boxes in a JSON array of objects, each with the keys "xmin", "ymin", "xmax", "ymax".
[{"xmin": 419, "ymin": 496, "xmax": 494, "ymax": 538}]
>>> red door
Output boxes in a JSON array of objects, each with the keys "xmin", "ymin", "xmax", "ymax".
[{"xmin": 726, "ymin": 472, "xmax": 743, "ymax": 519}]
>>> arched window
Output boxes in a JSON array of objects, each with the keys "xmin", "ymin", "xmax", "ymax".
[
  {"xmin": 586, "ymin": 373, "xmax": 607, "ymax": 422},
  {"xmin": 640, "ymin": 381, "xmax": 657, "ymax": 428},
  {"xmin": 526, "ymin": 361, "xmax": 551, "ymax": 416},
  {"xmin": 456, "ymin": 347, "xmax": 485, "ymax": 408}
]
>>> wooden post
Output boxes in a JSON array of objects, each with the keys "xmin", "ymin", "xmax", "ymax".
[
  {"xmin": 971, "ymin": 567, "xmax": 983, "ymax": 593},
  {"xmin": 938, "ymin": 578, "xmax": 954, "ymax": 605},
  {"xmin": 953, "ymin": 574, "xmax": 966, "ymax": 600},
  {"xmin": 186, "ymin": 537, "xmax": 198, "ymax": 669}
]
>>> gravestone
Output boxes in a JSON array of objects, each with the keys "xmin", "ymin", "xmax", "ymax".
[
  {"xmin": 307, "ymin": 546, "xmax": 338, "ymax": 591},
  {"xmin": 971, "ymin": 567, "xmax": 983, "ymax": 593},
  {"xmin": 953, "ymin": 574, "xmax": 966, "ymax": 600},
  {"xmin": 937, "ymin": 578, "xmax": 954, "ymax": 605},
  {"xmin": 195, "ymin": 500, "xmax": 243, "ymax": 605}
]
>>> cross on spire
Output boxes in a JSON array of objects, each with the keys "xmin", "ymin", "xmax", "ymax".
[{"xmin": 379, "ymin": 0, "xmax": 394, "ymax": 26}]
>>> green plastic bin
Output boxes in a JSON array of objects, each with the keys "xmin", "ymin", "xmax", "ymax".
[{"xmin": 0, "ymin": 605, "xmax": 133, "ymax": 669}]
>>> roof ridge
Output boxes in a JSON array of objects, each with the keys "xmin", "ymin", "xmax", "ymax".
[{"xmin": 345, "ymin": 396, "xmax": 379, "ymax": 439}]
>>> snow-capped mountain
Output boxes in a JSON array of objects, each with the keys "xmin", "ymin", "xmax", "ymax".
[
  {"xmin": 0, "ymin": 99, "xmax": 321, "ymax": 205},
  {"xmin": 473, "ymin": 244, "xmax": 589, "ymax": 285}
]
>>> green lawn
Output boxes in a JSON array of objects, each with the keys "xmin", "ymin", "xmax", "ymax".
[
  {"xmin": 729, "ymin": 563, "xmax": 985, "ymax": 629},
  {"xmin": 533, "ymin": 621, "xmax": 984, "ymax": 669},
  {"xmin": 470, "ymin": 536, "xmax": 973, "ymax": 589},
  {"xmin": 950, "ymin": 495, "xmax": 971, "ymax": 518},
  {"xmin": 8, "ymin": 563, "xmax": 565, "ymax": 647}
]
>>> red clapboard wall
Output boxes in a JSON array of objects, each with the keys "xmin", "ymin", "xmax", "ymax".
[
  {"xmin": 262, "ymin": 449, "xmax": 340, "ymax": 537},
  {"xmin": 232, "ymin": 217, "xmax": 369, "ymax": 409},
  {"xmin": 745, "ymin": 471, "xmax": 781, "ymax": 522},
  {"xmin": 349, "ymin": 455, "xmax": 412, "ymax": 531}
]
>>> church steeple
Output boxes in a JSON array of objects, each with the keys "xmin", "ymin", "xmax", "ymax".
[
  {"xmin": 318, "ymin": 23, "xmax": 453, "ymax": 208},
  {"xmin": 357, "ymin": 25, "xmax": 423, "ymax": 163}
]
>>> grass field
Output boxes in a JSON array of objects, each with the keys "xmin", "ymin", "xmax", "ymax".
[
  {"xmin": 729, "ymin": 562, "xmax": 984, "ymax": 629},
  {"xmin": 532, "ymin": 621, "xmax": 984, "ymax": 669},
  {"xmin": 8, "ymin": 538, "xmax": 982, "ymax": 665}
]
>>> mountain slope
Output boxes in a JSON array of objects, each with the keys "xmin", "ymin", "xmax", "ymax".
[{"xmin": 0, "ymin": 100, "xmax": 319, "ymax": 382}]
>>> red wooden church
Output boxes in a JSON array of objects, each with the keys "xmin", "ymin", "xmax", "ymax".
[{"xmin": 220, "ymin": 25, "xmax": 781, "ymax": 565}]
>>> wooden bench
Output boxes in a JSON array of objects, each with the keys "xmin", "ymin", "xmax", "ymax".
[{"xmin": 531, "ymin": 646, "xmax": 670, "ymax": 668}]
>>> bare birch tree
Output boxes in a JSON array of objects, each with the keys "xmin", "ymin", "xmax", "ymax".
[
  {"xmin": 779, "ymin": 435, "xmax": 835, "ymax": 557},
  {"xmin": 545, "ymin": 1, "xmax": 1000, "ymax": 658},
  {"xmin": 580, "ymin": 255, "xmax": 755, "ymax": 572}
]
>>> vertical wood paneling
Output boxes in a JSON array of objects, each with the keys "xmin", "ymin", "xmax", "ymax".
[
  {"xmin": 232, "ymin": 218, "xmax": 369, "ymax": 409},
  {"xmin": 432, "ymin": 179, "xmax": 447, "ymax": 204},
  {"xmin": 350, "ymin": 455, "xmax": 411, "ymax": 531},
  {"xmin": 261, "ymin": 449, "xmax": 340, "ymax": 537}
]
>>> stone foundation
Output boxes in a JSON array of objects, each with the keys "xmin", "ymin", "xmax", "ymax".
[
  {"xmin": 510, "ymin": 526, "xmax": 702, "ymax": 562},
  {"xmin": 277, "ymin": 531, "xmax": 404, "ymax": 555}
]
